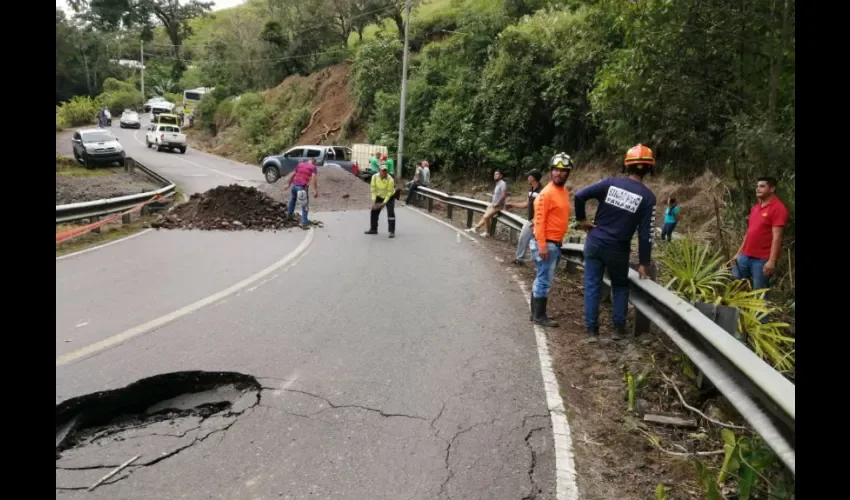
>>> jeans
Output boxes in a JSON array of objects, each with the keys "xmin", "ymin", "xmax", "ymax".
[
  {"xmin": 286, "ymin": 185, "xmax": 309, "ymax": 225},
  {"xmin": 370, "ymin": 196, "xmax": 396, "ymax": 233},
  {"xmin": 732, "ymin": 254, "xmax": 770, "ymax": 291},
  {"xmin": 515, "ymin": 221, "xmax": 534, "ymax": 261},
  {"xmin": 583, "ymin": 240, "xmax": 631, "ymax": 330},
  {"xmin": 405, "ymin": 181, "xmax": 426, "ymax": 204},
  {"xmin": 530, "ymin": 240, "xmax": 561, "ymax": 298},
  {"xmin": 661, "ymin": 221, "xmax": 677, "ymax": 241}
]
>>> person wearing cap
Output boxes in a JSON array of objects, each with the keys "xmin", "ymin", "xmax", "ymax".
[
  {"xmin": 404, "ymin": 160, "xmax": 431, "ymax": 205},
  {"xmin": 365, "ymin": 164, "xmax": 397, "ymax": 238},
  {"xmin": 505, "ymin": 168, "xmax": 543, "ymax": 264},
  {"xmin": 466, "ymin": 169, "xmax": 507, "ymax": 236},
  {"xmin": 529, "ymin": 154, "xmax": 574, "ymax": 327},
  {"xmin": 382, "ymin": 154, "xmax": 395, "ymax": 176},
  {"xmin": 574, "ymin": 144, "xmax": 658, "ymax": 342}
]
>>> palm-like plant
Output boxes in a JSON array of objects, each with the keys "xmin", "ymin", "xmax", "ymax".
[
  {"xmin": 656, "ymin": 237, "xmax": 730, "ymax": 302},
  {"xmin": 704, "ymin": 280, "xmax": 795, "ymax": 372}
]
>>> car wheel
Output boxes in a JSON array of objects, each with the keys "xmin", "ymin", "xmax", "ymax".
[
  {"xmin": 264, "ymin": 166, "xmax": 280, "ymax": 183},
  {"xmin": 146, "ymin": 139, "xmax": 151, "ymax": 148},
  {"xmin": 179, "ymin": 147, "xmax": 187, "ymax": 154},
  {"xmin": 118, "ymin": 159, "xmax": 126, "ymax": 167}
]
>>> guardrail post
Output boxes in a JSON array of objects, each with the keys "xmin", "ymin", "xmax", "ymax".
[
  {"xmin": 446, "ymin": 204, "xmax": 453, "ymax": 219},
  {"xmin": 509, "ymin": 227, "xmax": 518, "ymax": 244},
  {"xmin": 692, "ymin": 302, "xmax": 741, "ymax": 391},
  {"xmin": 630, "ymin": 262, "xmax": 658, "ymax": 337},
  {"xmin": 126, "ymin": 157, "xmax": 135, "ymax": 173},
  {"xmin": 565, "ymin": 236, "xmax": 581, "ymax": 273},
  {"xmin": 90, "ymin": 216, "xmax": 101, "ymax": 234},
  {"xmin": 488, "ymin": 217, "xmax": 497, "ymax": 237},
  {"xmin": 122, "ymin": 213, "xmax": 131, "ymax": 224},
  {"xmin": 427, "ymin": 197, "xmax": 434, "ymax": 212},
  {"xmin": 466, "ymin": 209, "xmax": 474, "ymax": 228}
]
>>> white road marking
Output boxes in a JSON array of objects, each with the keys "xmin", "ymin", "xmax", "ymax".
[
  {"xmin": 405, "ymin": 206, "xmax": 479, "ymax": 243},
  {"xmin": 411, "ymin": 204, "xmax": 580, "ymax": 500},
  {"xmin": 75, "ymin": 322, "xmax": 89, "ymax": 328},
  {"xmin": 56, "ymin": 229, "xmax": 154, "ymax": 261},
  {"xmin": 56, "ymin": 228, "xmax": 315, "ymax": 367},
  {"xmin": 247, "ymin": 251, "xmax": 309, "ymax": 292},
  {"xmin": 514, "ymin": 276, "xmax": 580, "ymax": 500}
]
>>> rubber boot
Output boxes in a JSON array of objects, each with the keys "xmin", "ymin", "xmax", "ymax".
[
  {"xmin": 529, "ymin": 299, "xmax": 536, "ymax": 322},
  {"xmin": 533, "ymin": 297, "xmax": 559, "ymax": 327},
  {"xmin": 586, "ymin": 327, "xmax": 599, "ymax": 344},
  {"xmin": 612, "ymin": 324, "xmax": 628, "ymax": 341}
]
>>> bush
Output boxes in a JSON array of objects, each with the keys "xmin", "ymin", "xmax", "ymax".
[
  {"xmin": 214, "ymin": 99, "xmax": 237, "ymax": 132},
  {"xmin": 101, "ymin": 90, "xmax": 144, "ymax": 114},
  {"xmin": 57, "ymin": 96, "xmax": 98, "ymax": 127}
]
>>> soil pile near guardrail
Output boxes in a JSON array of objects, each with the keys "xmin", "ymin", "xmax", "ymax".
[
  {"xmin": 259, "ymin": 167, "xmax": 374, "ymax": 211},
  {"xmin": 151, "ymin": 184, "xmax": 321, "ymax": 231}
]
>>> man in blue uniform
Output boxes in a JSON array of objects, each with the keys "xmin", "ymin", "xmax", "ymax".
[{"xmin": 574, "ymin": 144, "xmax": 657, "ymax": 342}]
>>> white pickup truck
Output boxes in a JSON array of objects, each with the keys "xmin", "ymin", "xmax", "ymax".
[{"xmin": 145, "ymin": 123, "xmax": 187, "ymax": 154}]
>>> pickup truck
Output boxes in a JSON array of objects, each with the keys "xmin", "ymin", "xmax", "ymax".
[
  {"xmin": 145, "ymin": 123, "xmax": 187, "ymax": 154},
  {"xmin": 261, "ymin": 145, "xmax": 360, "ymax": 183}
]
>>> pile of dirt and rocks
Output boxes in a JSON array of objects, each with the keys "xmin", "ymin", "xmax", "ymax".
[
  {"xmin": 258, "ymin": 167, "xmax": 374, "ymax": 211},
  {"xmin": 151, "ymin": 184, "xmax": 322, "ymax": 231}
]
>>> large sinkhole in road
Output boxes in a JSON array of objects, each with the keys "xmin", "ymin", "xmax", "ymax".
[{"xmin": 56, "ymin": 371, "xmax": 260, "ymax": 491}]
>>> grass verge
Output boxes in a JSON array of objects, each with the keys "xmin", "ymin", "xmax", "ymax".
[{"xmin": 56, "ymin": 217, "xmax": 153, "ymax": 257}]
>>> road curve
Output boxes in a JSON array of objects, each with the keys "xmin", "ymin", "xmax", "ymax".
[{"xmin": 56, "ymin": 121, "xmax": 561, "ymax": 499}]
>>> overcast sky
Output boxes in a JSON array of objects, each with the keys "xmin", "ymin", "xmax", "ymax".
[{"xmin": 56, "ymin": 0, "xmax": 247, "ymax": 14}]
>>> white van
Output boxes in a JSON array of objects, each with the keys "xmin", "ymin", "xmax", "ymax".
[{"xmin": 352, "ymin": 144, "xmax": 389, "ymax": 177}]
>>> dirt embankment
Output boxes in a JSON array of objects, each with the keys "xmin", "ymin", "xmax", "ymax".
[
  {"xmin": 188, "ymin": 62, "xmax": 365, "ymax": 164},
  {"xmin": 56, "ymin": 156, "xmax": 160, "ymax": 205}
]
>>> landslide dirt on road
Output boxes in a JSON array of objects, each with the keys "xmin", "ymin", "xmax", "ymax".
[
  {"xmin": 258, "ymin": 167, "xmax": 374, "ymax": 212},
  {"xmin": 151, "ymin": 185, "xmax": 321, "ymax": 231}
]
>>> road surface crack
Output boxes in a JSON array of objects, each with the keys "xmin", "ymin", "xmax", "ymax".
[
  {"xmin": 438, "ymin": 418, "xmax": 499, "ymax": 500},
  {"xmin": 260, "ymin": 387, "xmax": 428, "ymax": 421},
  {"xmin": 521, "ymin": 426, "xmax": 546, "ymax": 500}
]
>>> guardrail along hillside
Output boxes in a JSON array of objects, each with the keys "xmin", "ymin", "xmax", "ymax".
[
  {"xmin": 56, "ymin": 158, "xmax": 177, "ymax": 224},
  {"xmin": 410, "ymin": 186, "xmax": 795, "ymax": 474}
]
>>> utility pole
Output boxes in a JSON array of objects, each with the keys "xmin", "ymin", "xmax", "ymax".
[
  {"xmin": 140, "ymin": 40, "xmax": 145, "ymax": 100},
  {"xmin": 396, "ymin": 0, "xmax": 412, "ymax": 185}
]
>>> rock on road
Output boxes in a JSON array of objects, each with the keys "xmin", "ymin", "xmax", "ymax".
[{"xmin": 56, "ymin": 119, "xmax": 562, "ymax": 499}]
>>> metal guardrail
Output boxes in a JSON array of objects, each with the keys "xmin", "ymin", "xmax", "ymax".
[
  {"xmin": 56, "ymin": 158, "xmax": 177, "ymax": 224},
  {"xmin": 413, "ymin": 186, "xmax": 795, "ymax": 474}
]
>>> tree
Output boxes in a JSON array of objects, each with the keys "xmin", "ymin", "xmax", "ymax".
[{"xmin": 69, "ymin": 0, "xmax": 213, "ymax": 80}]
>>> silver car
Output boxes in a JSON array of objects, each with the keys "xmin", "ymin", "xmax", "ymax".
[
  {"xmin": 71, "ymin": 128, "xmax": 126, "ymax": 168},
  {"xmin": 119, "ymin": 109, "xmax": 141, "ymax": 129}
]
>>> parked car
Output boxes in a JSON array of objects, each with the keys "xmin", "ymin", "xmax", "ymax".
[
  {"xmin": 119, "ymin": 109, "xmax": 141, "ymax": 129},
  {"xmin": 261, "ymin": 145, "xmax": 359, "ymax": 183},
  {"xmin": 71, "ymin": 128, "xmax": 126, "ymax": 167},
  {"xmin": 144, "ymin": 96, "xmax": 166, "ymax": 113},
  {"xmin": 145, "ymin": 123, "xmax": 187, "ymax": 153}
]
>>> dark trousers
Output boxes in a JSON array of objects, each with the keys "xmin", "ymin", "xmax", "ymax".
[
  {"xmin": 661, "ymin": 222, "xmax": 677, "ymax": 241},
  {"xmin": 370, "ymin": 196, "xmax": 396, "ymax": 233},
  {"xmin": 405, "ymin": 181, "xmax": 426, "ymax": 204},
  {"xmin": 583, "ymin": 240, "xmax": 631, "ymax": 330}
]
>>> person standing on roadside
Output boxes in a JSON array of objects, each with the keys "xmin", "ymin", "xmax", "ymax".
[
  {"xmin": 384, "ymin": 154, "xmax": 395, "ymax": 176},
  {"xmin": 286, "ymin": 158, "xmax": 319, "ymax": 229},
  {"xmin": 574, "ymin": 144, "xmax": 657, "ymax": 342},
  {"xmin": 405, "ymin": 160, "xmax": 431, "ymax": 205},
  {"xmin": 369, "ymin": 153, "xmax": 380, "ymax": 174},
  {"xmin": 529, "ymin": 155, "xmax": 574, "ymax": 327},
  {"xmin": 365, "ymin": 165, "xmax": 397, "ymax": 238},
  {"xmin": 506, "ymin": 169, "xmax": 543, "ymax": 264},
  {"xmin": 660, "ymin": 197, "xmax": 680, "ymax": 241},
  {"xmin": 466, "ymin": 170, "xmax": 508, "ymax": 237},
  {"xmin": 732, "ymin": 176, "xmax": 789, "ymax": 292}
]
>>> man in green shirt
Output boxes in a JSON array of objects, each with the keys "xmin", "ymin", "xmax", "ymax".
[
  {"xmin": 369, "ymin": 154, "xmax": 380, "ymax": 174},
  {"xmin": 384, "ymin": 155, "xmax": 395, "ymax": 175}
]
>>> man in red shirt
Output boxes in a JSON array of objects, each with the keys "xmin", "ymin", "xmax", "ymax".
[
  {"xmin": 286, "ymin": 158, "xmax": 319, "ymax": 229},
  {"xmin": 732, "ymin": 176, "xmax": 789, "ymax": 291}
]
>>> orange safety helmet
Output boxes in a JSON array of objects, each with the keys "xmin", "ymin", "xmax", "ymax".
[{"xmin": 623, "ymin": 143, "xmax": 655, "ymax": 175}]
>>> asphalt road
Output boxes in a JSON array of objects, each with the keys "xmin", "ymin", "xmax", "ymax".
[{"xmin": 56, "ymin": 119, "xmax": 560, "ymax": 499}]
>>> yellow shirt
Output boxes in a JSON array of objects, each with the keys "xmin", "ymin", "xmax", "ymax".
[{"xmin": 370, "ymin": 174, "xmax": 395, "ymax": 201}]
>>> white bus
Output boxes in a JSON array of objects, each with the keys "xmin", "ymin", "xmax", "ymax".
[{"xmin": 182, "ymin": 87, "xmax": 213, "ymax": 116}]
